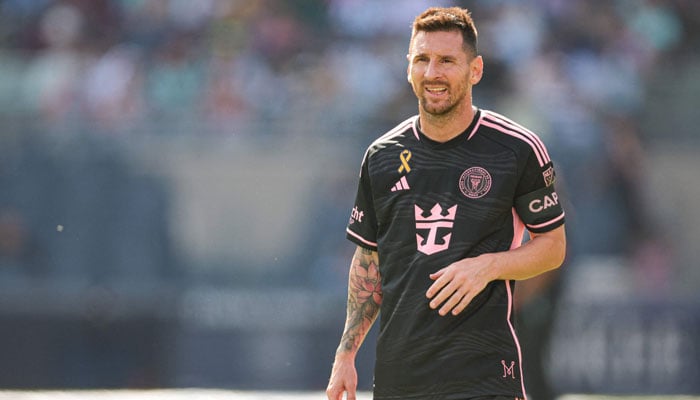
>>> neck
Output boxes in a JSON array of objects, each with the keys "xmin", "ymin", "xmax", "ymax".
[{"xmin": 419, "ymin": 102, "xmax": 476, "ymax": 143}]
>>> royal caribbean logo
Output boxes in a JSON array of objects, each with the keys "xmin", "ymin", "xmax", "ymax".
[
  {"xmin": 459, "ymin": 166, "xmax": 492, "ymax": 199},
  {"xmin": 415, "ymin": 204, "xmax": 457, "ymax": 255}
]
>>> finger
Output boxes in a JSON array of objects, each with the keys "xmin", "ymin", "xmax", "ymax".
[
  {"xmin": 326, "ymin": 386, "xmax": 340, "ymax": 400},
  {"xmin": 429, "ymin": 280, "xmax": 459, "ymax": 311},
  {"xmin": 451, "ymin": 292, "xmax": 475, "ymax": 315},
  {"xmin": 345, "ymin": 378, "xmax": 358, "ymax": 400},
  {"xmin": 438, "ymin": 288, "xmax": 468, "ymax": 316},
  {"xmin": 426, "ymin": 269, "xmax": 451, "ymax": 299},
  {"xmin": 329, "ymin": 388, "xmax": 349, "ymax": 400},
  {"xmin": 327, "ymin": 382, "xmax": 348, "ymax": 400},
  {"xmin": 346, "ymin": 386, "xmax": 357, "ymax": 400},
  {"xmin": 429, "ymin": 267, "xmax": 446, "ymax": 280}
]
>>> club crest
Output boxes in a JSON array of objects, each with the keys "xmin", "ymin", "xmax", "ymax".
[
  {"xmin": 459, "ymin": 167, "xmax": 492, "ymax": 199},
  {"xmin": 542, "ymin": 166, "xmax": 555, "ymax": 187}
]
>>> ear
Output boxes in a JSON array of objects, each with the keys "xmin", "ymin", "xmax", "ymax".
[
  {"xmin": 470, "ymin": 55, "xmax": 484, "ymax": 85},
  {"xmin": 406, "ymin": 55, "xmax": 412, "ymax": 83}
]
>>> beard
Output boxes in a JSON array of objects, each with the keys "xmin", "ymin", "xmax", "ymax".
[
  {"xmin": 420, "ymin": 95, "xmax": 459, "ymax": 116},
  {"xmin": 415, "ymin": 81, "xmax": 468, "ymax": 117}
]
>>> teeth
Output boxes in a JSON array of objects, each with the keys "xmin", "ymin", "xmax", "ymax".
[{"xmin": 426, "ymin": 87, "xmax": 447, "ymax": 93}]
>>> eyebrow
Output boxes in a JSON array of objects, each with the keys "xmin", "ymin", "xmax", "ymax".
[{"xmin": 410, "ymin": 52, "xmax": 458, "ymax": 61}]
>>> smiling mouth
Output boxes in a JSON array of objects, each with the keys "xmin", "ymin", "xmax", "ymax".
[{"xmin": 425, "ymin": 86, "xmax": 448, "ymax": 96}]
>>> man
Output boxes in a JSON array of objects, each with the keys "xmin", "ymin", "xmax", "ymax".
[{"xmin": 327, "ymin": 7, "xmax": 566, "ymax": 400}]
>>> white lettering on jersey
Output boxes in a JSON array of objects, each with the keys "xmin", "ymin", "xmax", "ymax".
[
  {"xmin": 350, "ymin": 206, "xmax": 364, "ymax": 224},
  {"xmin": 528, "ymin": 192, "xmax": 559, "ymax": 213}
]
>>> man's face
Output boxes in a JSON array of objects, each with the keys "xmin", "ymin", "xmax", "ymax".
[{"xmin": 407, "ymin": 30, "xmax": 482, "ymax": 117}]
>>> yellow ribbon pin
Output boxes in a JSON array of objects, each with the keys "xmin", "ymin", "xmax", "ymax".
[{"xmin": 398, "ymin": 149, "xmax": 412, "ymax": 173}]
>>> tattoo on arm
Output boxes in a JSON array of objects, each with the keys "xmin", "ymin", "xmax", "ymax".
[{"xmin": 338, "ymin": 247, "xmax": 382, "ymax": 355}]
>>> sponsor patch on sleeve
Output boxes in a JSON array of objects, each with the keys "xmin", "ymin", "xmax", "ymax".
[{"xmin": 542, "ymin": 165, "xmax": 556, "ymax": 187}]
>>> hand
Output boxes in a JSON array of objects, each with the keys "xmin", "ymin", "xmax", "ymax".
[
  {"xmin": 426, "ymin": 255, "xmax": 495, "ymax": 316},
  {"xmin": 326, "ymin": 356, "xmax": 358, "ymax": 400}
]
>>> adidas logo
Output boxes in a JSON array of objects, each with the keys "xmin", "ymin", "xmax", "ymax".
[{"xmin": 391, "ymin": 176, "xmax": 410, "ymax": 192}]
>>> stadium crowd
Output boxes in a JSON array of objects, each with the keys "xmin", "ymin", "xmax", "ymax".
[
  {"xmin": 0, "ymin": 1, "xmax": 696, "ymax": 136},
  {"xmin": 0, "ymin": 0, "xmax": 699, "ymax": 393}
]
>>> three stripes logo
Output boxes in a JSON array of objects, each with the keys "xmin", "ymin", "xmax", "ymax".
[{"xmin": 391, "ymin": 176, "xmax": 410, "ymax": 192}]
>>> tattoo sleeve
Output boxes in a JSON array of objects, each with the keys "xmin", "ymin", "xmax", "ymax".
[{"xmin": 337, "ymin": 246, "xmax": 382, "ymax": 356}]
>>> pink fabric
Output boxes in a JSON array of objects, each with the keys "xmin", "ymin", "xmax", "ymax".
[
  {"xmin": 505, "ymin": 280, "xmax": 528, "ymax": 400},
  {"xmin": 526, "ymin": 212, "xmax": 565, "ymax": 230},
  {"xmin": 507, "ymin": 208, "xmax": 528, "ymax": 399},
  {"xmin": 510, "ymin": 208, "xmax": 526, "ymax": 250},
  {"xmin": 480, "ymin": 111, "xmax": 551, "ymax": 168}
]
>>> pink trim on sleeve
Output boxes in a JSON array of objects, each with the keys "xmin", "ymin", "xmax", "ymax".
[
  {"xmin": 525, "ymin": 212, "xmax": 565, "ymax": 230},
  {"xmin": 346, "ymin": 228, "xmax": 378, "ymax": 248},
  {"xmin": 481, "ymin": 110, "xmax": 551, "ymax": 167}
]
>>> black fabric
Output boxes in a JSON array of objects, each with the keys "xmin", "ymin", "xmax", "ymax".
[{"xmin": 346, "ymin": 109, "xmax": 564, "ymax": 400}]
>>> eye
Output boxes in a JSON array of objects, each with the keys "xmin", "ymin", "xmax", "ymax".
[{"xmin": 413, "ymin": 56, "xmax": 429, "ymax": 63}]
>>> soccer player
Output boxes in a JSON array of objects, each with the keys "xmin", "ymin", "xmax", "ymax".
[{"xmin": 326, "ymin": 6, "xmax": 567, "ymax": 400}]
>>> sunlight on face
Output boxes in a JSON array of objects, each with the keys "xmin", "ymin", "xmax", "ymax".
[{"xmin": 407, "ymin": 30, "xmax": 481, "ymax": 118}]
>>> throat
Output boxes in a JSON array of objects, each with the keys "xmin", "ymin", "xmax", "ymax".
[{"xmin": 419, "ymin": 106, "xmax": 476, "ymax": 143}]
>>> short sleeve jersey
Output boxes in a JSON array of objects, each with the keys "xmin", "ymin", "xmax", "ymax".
[{"xmin": 346, "ymin": 109, "xmax": 565, "ymax": 400}]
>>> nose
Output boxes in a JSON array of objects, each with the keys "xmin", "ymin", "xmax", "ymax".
[{"xmin": 424, "ymin": 59, "xmax": 442, "ymax": 80}]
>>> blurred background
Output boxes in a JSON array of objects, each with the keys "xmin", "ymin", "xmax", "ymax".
[{"xmin": 0, "ymin": 0, "xmax": 698, "ymax": 398}]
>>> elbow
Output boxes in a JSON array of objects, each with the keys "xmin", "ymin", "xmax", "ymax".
[
  {"xmin": 536, "ymin": 224, "xmax": 566, "ymax": 271},
  {"xmin": 552, "ymin": 246, "xmax": 566, "ymax": 271},
  {"xmin": 551, "ymin": 228, "xmax": 567, "ymax": 270}
]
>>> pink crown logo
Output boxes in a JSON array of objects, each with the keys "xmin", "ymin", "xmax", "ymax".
[
  {"xmin": 415, "ymin": 204, "xmax": 457, "ymax": 221},
  {"xmin": 415, "ymin": 204, "xmax": 457, "ymax": 255}
]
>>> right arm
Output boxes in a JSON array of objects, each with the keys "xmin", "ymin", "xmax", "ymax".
[{"xmin": 327, "ymin": 246, "xmax": 382, "ymax": 400}]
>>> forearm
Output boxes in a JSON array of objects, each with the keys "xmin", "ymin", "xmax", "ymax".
[
  {"xmin": 336, "ymin": 246, "xmax": 382, "ymax": 359},
  {"xmin": 486, "ymin": 225, "xmax": 566, "ymax": 281},
  {"xmin": 427, "ymin": 225, "xmax": 566, "ymax": 316}
]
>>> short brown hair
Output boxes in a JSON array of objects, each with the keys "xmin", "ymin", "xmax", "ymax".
[{"xmin": 410, "ymin": 7, "xmax": 478, "ymax": 56}]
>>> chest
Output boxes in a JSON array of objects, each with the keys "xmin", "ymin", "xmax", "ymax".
[
  {"xmin": 371, "ymin": 141, "xmax": 519, "ymax": 206},
  {"xmin": 368, "ymin": 141, "xmax": 521, "ymax": 252}
]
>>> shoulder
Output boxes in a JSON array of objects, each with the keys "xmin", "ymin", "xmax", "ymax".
[
  {"xmin": 477, "ymin": 109, "xmax": 552, "ymax": 167},
  {"xmin": 364, "ymin": 115, "xmax": 418, "ymax": 159}
]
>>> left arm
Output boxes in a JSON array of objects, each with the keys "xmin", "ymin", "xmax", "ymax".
[{"xmin": 426, "ymin": 224, "xmax": 566, "ymax": 316}]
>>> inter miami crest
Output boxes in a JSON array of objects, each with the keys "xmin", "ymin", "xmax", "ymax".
[{"xmin": 459, "ymin": 166, "xmax": 492, "ymax": 199}]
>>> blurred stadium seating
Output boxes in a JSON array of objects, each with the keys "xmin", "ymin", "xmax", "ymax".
[{"xmin": 0, "ymin": 0, "xmax": 698, "ymax": 397}]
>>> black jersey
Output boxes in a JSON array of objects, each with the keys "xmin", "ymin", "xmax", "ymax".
[{"xmin": 346, "ymin": 108, "xmax": 565, "ymax": 400}]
